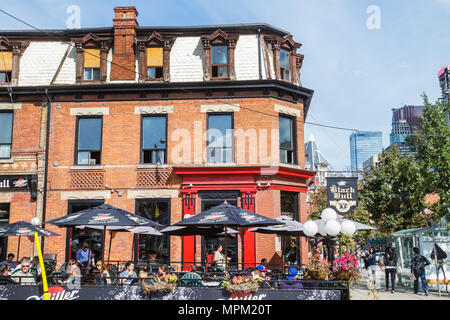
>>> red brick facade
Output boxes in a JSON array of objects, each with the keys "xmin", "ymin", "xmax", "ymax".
[{"xmin": 0, "ymin": 6, "xmax": 315, "ymax": 271}]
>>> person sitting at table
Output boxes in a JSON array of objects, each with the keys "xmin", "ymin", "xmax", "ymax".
[
  {"xmin": 214, "ymin": 245, "xmax": 230, "ymax": 270},
  {"xmin": 158, "ymin": 264, "xmax": 172, "ymax": 283},
  {"xmin": 58, "ymin": 259, "xmax": 81, "ymax": 286},
  {"xmin": 94, "ymin": 261, "xmax": 111, "ymax": 285},
  {"xmin": 11, "ymin": 258, "xmax": 36, "ymax": 285},
  {"xmin": 278, "ymin": 267, "xmax": 303, "ymax": 290},
  {"xmin": 0, "ymin": 253, "xmax": 16, "ymax": 270},
  {"xmin": 76, "ymin": 242, "xmax": 95, "ymax": 270},
  {"xmin": 251, "ymin": 269, "xmax": 273, "ymax": 289},
  {"xmin": 0, "ymin": 263, "xmax": 15, "ymax": 285},
  {"xmin": 30, "ymin": 256, "xmax": 42, "ymax": 276},
  {"xmin": 119, "ymin": 261, "xmax": 137, "ymax": 285}
]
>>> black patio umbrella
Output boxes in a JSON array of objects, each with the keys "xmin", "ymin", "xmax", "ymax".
[
  {"xmin": 0, "ymin": 221, "xmax": 60, "ymax": 262},
  {"xmin": 249, "ymin": 215, "xmax": 304, "ymax": 236},
  {"xmin": 172, "ymin": 201, "xmax": 282, "ymax": 278},
  {"xmin": 45, "ymin": 204, "xmax": 163, "ymax": 274}
]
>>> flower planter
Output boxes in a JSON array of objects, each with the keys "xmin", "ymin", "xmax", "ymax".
[
  {"xmin": 225, "ymin": 282, "xmax": 259, "ymax": 294},
  {"xmin": 334, "ymin": 270, "xmax": 352, "ymax": 281},
  {"xmin": 142, "ymin": 281, "xmax": 176, "ymax": 294},
  {"xmin": 306, "ymin": 269, "xmax": 329, "ymax": 280}
]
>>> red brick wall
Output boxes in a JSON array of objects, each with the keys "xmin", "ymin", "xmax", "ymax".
[{"xmin": 43, "ymin": 96, "xmax": 307, "ymax": 266}]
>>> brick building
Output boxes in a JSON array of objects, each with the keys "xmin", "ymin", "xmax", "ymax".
[{"xmin": 0, "ymin": 6, "xmax": 315, "ymax": 270}]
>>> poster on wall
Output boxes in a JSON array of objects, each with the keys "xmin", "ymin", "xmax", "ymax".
[{"xmin": 326, "ymin": 177, "xmax": 358, "ymax": 215}]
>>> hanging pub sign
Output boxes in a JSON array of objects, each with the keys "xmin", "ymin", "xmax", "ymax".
[
  {"xmin": 0, "ymin": 175, "xmax": 38, "ymax": 198},
  {"xmin": 326, "ymin": 177, "xmax": 358, "ymax": 214}
]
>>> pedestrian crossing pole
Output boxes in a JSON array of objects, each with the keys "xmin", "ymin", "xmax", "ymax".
[{"xmin": 34, "ymin": 232, "xmax": 50, "ymax": 300}]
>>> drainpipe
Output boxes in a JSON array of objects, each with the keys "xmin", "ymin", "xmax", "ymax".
[
  {"xmin": 41, "ymin": 88, "xmax": 52, "ymax": 253},
  {"xmin": 258, "ymin": 28, "xmax": 262, "ymax": 80}
]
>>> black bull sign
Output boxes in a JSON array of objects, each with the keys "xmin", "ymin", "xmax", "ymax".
[
  {"xmin": 326, "ymin": 177, "xmax": 358, "ymax": 214},
  {"xmin": 0, "ymin": 285, "xmax": 346, "ymax": 300}
]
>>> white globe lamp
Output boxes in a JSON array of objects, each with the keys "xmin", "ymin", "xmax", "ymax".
[
  {"xmin": 30, "ymin": 217, "xmax": 40, "ymax": 226},
  {"xmin": 340, "ymin": 220, "xmax": 356, "ymax": 236},
  {"xmin": 324, "ymin": 220, "xmax": 341, "ymax": 237},
  {"xmin": 321, "ymin": 208, "xmax": 337, "ymax": 222},
  {"xmin": 303, "ymin": 220, "xmax": 318, "ymax": 237},
  {"xmin": 318, "ymin": 222, "xmax": 328, "ymax": 236}
]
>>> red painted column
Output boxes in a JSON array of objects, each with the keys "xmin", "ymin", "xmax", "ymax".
[
  {"xmin": 182, "ymin": 192, "xmax": 196, "ymax": 271},
  {"xmin": 241, "ymin": 192, "xmax": 256, "ymax": 269}
]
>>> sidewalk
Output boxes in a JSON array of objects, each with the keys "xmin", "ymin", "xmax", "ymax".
[
  {"xmin": 351, "ymin": 270, "xmax": 450, "ymax": 300},
  {"xmin": 351, "ymin": 283, "xmax": 450, "ymax": 300}
]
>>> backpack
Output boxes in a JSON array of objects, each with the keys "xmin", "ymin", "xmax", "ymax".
[{"xmin": 430, "ymin": 244, "xmax": 447, "ymax": 261}]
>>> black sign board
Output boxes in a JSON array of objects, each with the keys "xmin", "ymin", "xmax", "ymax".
[
  {"xmin": 0, "ymin": 175, "xmax": 37, "ymax": 197},
  {"xmin": 326, "ymin": 177, "xmax": 358, "ymax": 215}
]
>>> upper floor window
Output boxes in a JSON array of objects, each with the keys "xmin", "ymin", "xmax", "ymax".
[
  {"xmin": 83, "ymin": 49, "xmax": 100, "ymax": 81},
  {"xmin": 75, "ymin": 117, "xmax": 102, "ymax": 165},
  {"xmin": 207, "ymin": 113, "xmax": 233, "ymax": 163},
  {"xmin": 280, "ymin": 49, "xmax": 291, "ymax": 81},
  {"xmin": 279, "ymin": 115, "xmax": 296, "ymax": 164},
  {"xmin": 0, "ymin": 112, "xmax": 13, "ymax": 159},
  {"xmin": 0, "ymin": 51, "xmax": 12, "ymax": 84},
  {"xmin": 141, "ymin": 115, "xmax": 167, "ymax": 164},
  {"xmin": 211, "ymin": 45, "xmax": 228, "ymax": 78},
  {"xmin": 146, "ymin": 47, "xmax": 163, "ymax": 80}
]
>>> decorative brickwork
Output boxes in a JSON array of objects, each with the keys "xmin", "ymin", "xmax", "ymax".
[
  {"xmin": 69, "ymin": 170, "xmax": 105, "ymax": 189},
  {"xmin": 136, "ymin": 168, "xmax": 172, "ymax": 188}
]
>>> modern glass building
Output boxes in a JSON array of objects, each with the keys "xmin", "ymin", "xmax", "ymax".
[{"xmin": 349, "ymin": 131, "xmax": 383, "ymax": 171}]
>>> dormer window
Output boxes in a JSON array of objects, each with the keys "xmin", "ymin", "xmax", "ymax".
[
  {"xmin": 83, "ymin": 49, "xmax": 100, "ymax": 81},
  {"xmin": 146, "ymin": 47, "xmax": 163, "ymax": 80},
  {"xmin": 211, "ymin": 45, "xmax": 228, "ymax": 78},
  {"xmin": 0, "ymin": 51, "xmax": 12, "ymax": 84},
  {"xmin": 280, "ymin": 49, "xmax": 291, "ymax": 81}
]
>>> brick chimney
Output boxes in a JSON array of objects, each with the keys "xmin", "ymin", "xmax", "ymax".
[{"xmin": 110, "ymin": 6, "xmax": 138, "ymax": 80}]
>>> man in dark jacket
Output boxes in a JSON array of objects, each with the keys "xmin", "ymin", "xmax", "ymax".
[
  {"xmin": 411, "ymin": 247, "xmax": 430, "ymax": 295},
  {"xmin": 383, "ymin": 245, "xmax": 397, "ymax": 293},
  {"xmin": 0, "ymin": 263, "xmax": 15, "ymax": 285}
]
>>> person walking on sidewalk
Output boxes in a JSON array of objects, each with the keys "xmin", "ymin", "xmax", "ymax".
[
  {"xmin": 366, "ymin": 247, "xmax": 378, "ymax": 284},
  {"xmin": 383, "ymin": 245, "xmax": 397, "ymax": 293},
  {"xmin": 411, "ymin": 247, "xmax": 430, "ymax": 296}
]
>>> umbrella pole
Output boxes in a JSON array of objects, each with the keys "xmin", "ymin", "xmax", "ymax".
[
  {"xmin": 17, "ymin": 236, "xmax": 21, "ymax": 263},
  {"xmin": 100, "ymin": 225, "xmax": 107, "ymax": 276},
  {"xmin": 225, "ymin": 225, "xmax": 228, "ymax": 280},
  {"xmin": 107, "ymin": 231, "xmax": 113, "ymax": 270}
]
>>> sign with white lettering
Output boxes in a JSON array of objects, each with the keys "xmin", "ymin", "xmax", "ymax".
[
  {"xmin": 0, "ymin": 175, "xmax": 37, "ymax": 197},
  {"xmin": 326, "ymin": 177, "xmax": 358, "ymax": 214}
]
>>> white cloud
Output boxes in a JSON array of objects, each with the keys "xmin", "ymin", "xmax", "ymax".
[{"xmin": 434, "ymin": 0, "xmax": 450, "ymax": 10}]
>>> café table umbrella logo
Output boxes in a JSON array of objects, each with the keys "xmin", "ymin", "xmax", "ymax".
[
  {"xmin": 88, "ymin": 213, "xmax": 119, "ymax": 224},
  {"xmin": 199, "ymin": 212, "xmax": 227, "ymax": 223},
  {"xmin": 17, "ymin": 228, "xmax": 32, "ymax": 235},
  {"xmin": 240, "ymin": 213, "xmax": 264, "ymax": 224},
  {"xmin": 125, "ymin": 213, "xmax": 148, "ymax": 225}
]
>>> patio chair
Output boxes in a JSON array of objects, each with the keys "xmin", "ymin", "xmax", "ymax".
[
  {"xmin": 50, "ymin": 263, "xmax": 67, "ymax": 284},
  {"xmin": 108, "ymin": 264, "xmax": 119, "ymax": 284},
  {"xmin": 180, "ymin": 272, "xmax": 205, "ymax": 287}
]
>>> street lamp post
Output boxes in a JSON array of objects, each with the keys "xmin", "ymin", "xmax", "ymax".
[{"xmin": 303, "ymin": 208, "xmax": 357, "ymax": 264}]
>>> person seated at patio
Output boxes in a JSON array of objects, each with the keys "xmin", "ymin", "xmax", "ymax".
[
  {"xmin": 0, "ymin": 263, "xmax": 15, "ymax": 285},
  {"xmin": 251, "ymin": 269, "xmax": 273, "ymax": 289},
  {"xmin": 0, "ymin": 253, "xmax": 16, "ymax": 270},
  {"xmin": 11, "ymin": 258, "xmax": 36, "ymax": 285},
  {"xmin": 260, "ymin": 258, "xmax": 268, "ymax": 268},
  {"xmin": 256, "ymin": 264, "xmax": 270, "ymax": 278},
  {"xmin": 214, "ymin": 245, "xmax": 230, "ymax": 271},
  {"xmin": 12, "ymin": 256, "xmax": 28, "ymax": 272},
  {"xmin": 119, "ymin": 261, "xmax": 137, "ymax": 285},
  {"xmin": 58, "ymin": 259, "xmax": 81, "ymax": 286},
  {"xmin": 158, "ymin": 264, "xmax": 172, "ymax": 283},
  {"xmin": 278, "ymin": 267, "xmax": 303, "ymax": 290},
  {"xmin": 30, "ymin": 256, "xmax": 42, "ymax": 276},
  {"xmin": 94, "ymin": 261, "xmax": 111, "ymax": 285},
  {"xmin": 76, "ymin": 242, "xmax": 95, "ymax": 270},
  {"xmin": 264, "ymin": 270, "xmax": 276, "ymax": 289}
]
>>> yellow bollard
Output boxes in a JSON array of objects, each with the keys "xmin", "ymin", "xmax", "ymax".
[{"xmin": 34, "ymin": 232, "xmax": 50, "ymax": 300}]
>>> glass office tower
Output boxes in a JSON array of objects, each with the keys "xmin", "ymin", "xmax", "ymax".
[{"xmin": 349, "ymin": 131, "xmax": 383, "ymax": 171}]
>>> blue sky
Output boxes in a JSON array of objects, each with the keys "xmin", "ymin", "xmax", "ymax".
[{"xmin": 1, "ymin": 0, "xmax": 448, "ymax": 170}]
